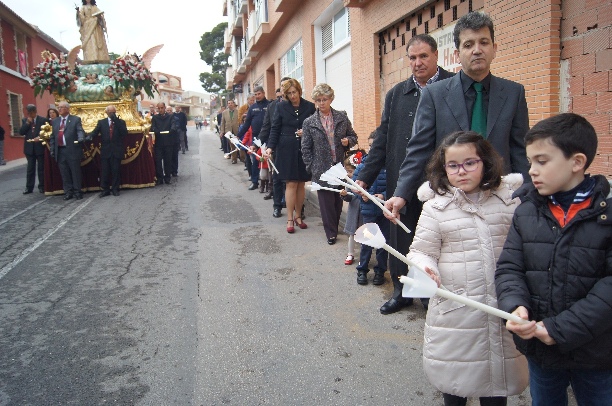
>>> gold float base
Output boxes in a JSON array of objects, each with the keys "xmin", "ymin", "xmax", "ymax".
[{"xmin": 57, "ymin": 93, "xmax": 151, "ymax": 135}]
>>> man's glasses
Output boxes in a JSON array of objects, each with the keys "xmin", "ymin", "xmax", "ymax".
[{"xmin": 444, "ymin": 159, "xmax": 482, "ymax": 175}]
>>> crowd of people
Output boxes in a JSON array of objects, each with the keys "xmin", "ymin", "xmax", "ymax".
[{"xmin": 212, "ymin": 11, "xmax": 611, "ymax": 406}]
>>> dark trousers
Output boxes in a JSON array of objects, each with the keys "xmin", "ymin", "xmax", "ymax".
[
  {"xmin": 221, "ymin": 136, "xmax": 230, "ymax": 153},
  {"xmin": 389, "ymin": 200, "xmax": 422, "ymax": 299},
  {"xmin": 245, "ymin": 150, "xmax": 252, "ymax": 177},
  {"xmin": 357, "ymin": 213, "xmax": 390, "ymax": 273},
  {"xmin": 317, "ymin": 189, "xmax": 343, "ymax": 239},
  {"xmin": 528, "ymin": 358, "xmax": 612, "ymax": 406},
  {"xmin": 154, "ymin": 144, "xmax": 173, "ymax": 181},
  {"xmin": 249, "ymin": 154, "xmax": 259, "ymax": 185},
  {"xmin": 25, "ymin": 153, "xmax": 44, "ymax": 191},
  {"xmin": 172, "ymin": 141, "xmax": 179, "ymax": 175},
  {"xmin": 57, "ymin": 148, "xmax": 82, "ymax": 195},
  {"xmin": 442, "ymin": 393, "xmax": 507, "ymax": 406},
  {"xmin": 100, "ymin": 156, "xmax": 121, "ymax": 191},
  {"xmin": 272, "ymin": 171, "xmax": 285, "ymax": 209}
]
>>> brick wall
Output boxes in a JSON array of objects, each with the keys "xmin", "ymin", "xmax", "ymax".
[
  {"xmin": 349, "ymin": 0, "xmax": 565, "ymax": 147},
  {"xmin": 561, "ymin": 0, "xmax": 611, "ymax": 176}
]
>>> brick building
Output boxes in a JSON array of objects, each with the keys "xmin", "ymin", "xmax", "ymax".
[
  {"xmin": 0, "ymin": 2, "xmax": 67, "ymax": 162},
  {"xmin": 223, "ymin": 0, "xmax": 611, "ymax": 176}
]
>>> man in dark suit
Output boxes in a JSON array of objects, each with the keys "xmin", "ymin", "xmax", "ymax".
[
  {"xmin": 88, "ymin": 105, "xmax": 128, "ymax": 197},
  {"xmin": 19, "ymin": 104, "xmax": 47, "ymax": 194},
  {"xmin": 386, "ymin": 11, "xmax": 530, "ymax": 308},
  {"xmin": 151, "ymin": 102, "xmax": 175, "ymax": 185},
  {"xmin": 356, "ymin": 34, "xmax": 455, "ymax": 314},
  {"xmin": 49, "ymin": 101, "xmax": 85, "ymax": 200}
]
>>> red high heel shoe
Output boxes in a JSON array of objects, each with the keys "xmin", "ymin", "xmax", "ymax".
[
  {"xmin": 287, "ymin": 219, "xmax": 295, "ymax": 233},
  {"xmin": 295, "ymin": 218, "xmax": 307, "ymax": 229}
]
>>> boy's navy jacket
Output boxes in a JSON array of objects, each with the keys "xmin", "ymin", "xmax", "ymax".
[
  {"xmin": 495, "ymin": 174, "xmax": 612, "ymax": 369},
  {"xmin": 353, "ymin": 155, "xmax": 387, "ymax": 218}
]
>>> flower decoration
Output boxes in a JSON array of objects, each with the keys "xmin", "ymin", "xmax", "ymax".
[
  {"xmin": 30, "ymin": 51, "xmax": 80, "ymax": 98},
  {"xmin": 107, "ymin": 55, "xmax": 158, "ymax": 99}
]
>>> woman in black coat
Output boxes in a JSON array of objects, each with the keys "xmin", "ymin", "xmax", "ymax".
[{"xmin": 266, "ymin": 79, "xmax": 315, "ymax": 233}]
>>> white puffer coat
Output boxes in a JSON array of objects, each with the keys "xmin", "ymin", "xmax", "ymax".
[{"xmin": 407, "ymin": 174, "xmax": 528, "ymax": 398}]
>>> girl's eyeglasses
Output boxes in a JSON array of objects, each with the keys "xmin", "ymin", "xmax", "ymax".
[{"xmin": 444, "ymin": 159, "xmax": 482, "ymax": 175}]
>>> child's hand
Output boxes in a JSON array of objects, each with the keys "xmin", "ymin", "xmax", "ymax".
[
  {"xmin": 339, "ymin": 189, "xmax": 347, "ymax": 197},
  {"xmin": 505, "ymin": 306, "xmax": 537, "ymax": 339},
  {"xmin": 362, "ymin": 194, "xmax": 369, "ymax": 202},
  {"xmin": 534, "ymin": 322, "xmax": 557, "ymax": 345},
  {"xmin": 424, "ymin": 267, "xmax": 441, "ymax": 287}
]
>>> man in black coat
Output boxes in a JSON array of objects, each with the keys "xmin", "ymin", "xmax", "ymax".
[
  {"xmin": 88, "ymin": 105, "xmax": 128, "ymax": 197},
  {"xmin": 19, "ymin": 104, "xmax": 47, "ymax": 194},
  {"xmin": 152, "ymin": 102, "xmax": 175, "ymax": 185},
  {"xmin": 239, "ymin": 85, "xmax": 270, "ymax": 190},
  {"xmin": 356, "ymin": 34, "xmax": 454, "ymax": 314},
  {"xmin": 260, "ymin": 77, "xmax": 291, "ymax": 217}
]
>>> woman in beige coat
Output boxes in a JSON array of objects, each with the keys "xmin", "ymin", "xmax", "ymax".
[{"xmin": 406, "ymin": 132, "xmax": 528, "ymax": 406}]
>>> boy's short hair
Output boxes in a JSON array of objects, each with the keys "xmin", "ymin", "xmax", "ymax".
[
  {"xmin": 427, "ymin": 131, "xmax": 503, "ymax": 195},
  {"xmin": 525, "ymin": 113, "xmax": 598, "ymax": 170}
]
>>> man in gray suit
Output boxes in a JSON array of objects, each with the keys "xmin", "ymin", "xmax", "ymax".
[
  {"xmin": 388, "ymin": 11, "xmax": 529, "ymax": 218},
  {"xmin": 356, "ymin": 35, "xmax": 454, "ymax": 314},
  {"xmin": 49, "ymin": 101, "xmax": 85, "ymax": 200}
]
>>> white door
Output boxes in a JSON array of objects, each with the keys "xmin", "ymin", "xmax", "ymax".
[{"xmin": 324, "ymin": 45, "xmax": 353, "ymax": 123}]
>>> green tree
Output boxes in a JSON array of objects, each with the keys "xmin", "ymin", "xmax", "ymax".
[
  {"xmin": 108, "ymin": 51, "xmax": 120, "ymax": 61},
  {"xmin": 199, "ymin": 22, "xmax": 228, "ymax": 93}
]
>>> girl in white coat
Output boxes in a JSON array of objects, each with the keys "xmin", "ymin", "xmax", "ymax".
[{"xmin": 407, "ymin": 131, "xmax": 528, "ymax": 406}]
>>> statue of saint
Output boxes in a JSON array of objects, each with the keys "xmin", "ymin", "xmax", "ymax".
[{"xmin": 76, "ymin": 0, "xmax": 110, "ymax": 63}]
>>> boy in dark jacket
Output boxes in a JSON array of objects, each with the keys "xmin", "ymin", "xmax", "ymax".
[
  {"xmin": 495, "ymin": 113, "xmax": 612, "ymax": 406},
  {"xmin": 353, "ymin": 151, "xmax": 389, "ymax": 286}
]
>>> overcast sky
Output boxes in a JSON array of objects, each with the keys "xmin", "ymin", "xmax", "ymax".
[{"xmin": 3, "ymin": 0, "xmax": 226, "ymax": 92}]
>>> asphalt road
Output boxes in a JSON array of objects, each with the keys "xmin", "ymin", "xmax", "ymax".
[{"xmin": 0, "ymin": 127, "xmax": 540, "ymax": 405}]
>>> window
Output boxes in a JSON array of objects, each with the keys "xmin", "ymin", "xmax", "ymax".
[
  {"xmin": 280, "ymin": 40, "xmax": 303, "ymax": 87},
  {"xmin": 15, "ymin": 31, "xmax": 27, "ymax": 75},
  {"xmin": 322, "ymin": 7, "xmax": 351, "ymax": 54},
  {"xmin": 8, "ymin": 92, "xmax": 22, "ymax": 135}
]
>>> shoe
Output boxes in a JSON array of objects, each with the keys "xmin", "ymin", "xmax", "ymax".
[
  {"xmin": 75, "ymin": 194, "xmax": 83, "ymax": 200},
  {"xmin": 23, "ymin": 189, "xmax": 33, "ymax": 194},
  {"xmin": 111, "ymin": 190, "xmax": 120, "ymax": 197},
  {"xmin": 380, "ymin": 297, "xmax": 414, "ymax": 315},
  {"xmin": 327, "ymin": 237, "xmax": 336, "ymax": 245},
  {"xmin": 248, "ymin": 183, "xmax": 258, "ymax": 190},
  {"xmin": 63, "ymin": 193, "xmax": 73, "ymax": 200},
  {"xmin": 99, "ymin": 190, "xmax": 110, "ymax": 198},
  {"xmin": 172, "ymin": 173, "xmax": 178, "ymax": 177},
  {"xmin": 287, "ymin": 219, "xmax": 295, "ymax": 234},
  {"xmin": 357, "ymin": 270, "xmax": 368, "ymax": 285},
  {"xmin": 231, "ymin": 160, "xmax": 237, "ymax": 164},
  {"xmin": 273, "ymin": 208, "xmax": 282, "ymax": 218},
  {"xmin": 263, "ymin": 192, "xmax": 273, "ymax": 200},
  {"xmin": 38, "ymin": 187, "xmax": 44, "ymax": 193},
  {"xmin": 344, "ymin": 254, "xmax": 354, "ymax": 265},
  {"xmin": 156, "ymin": 179, "xmax": 164, "ymax": 185},
  {"xmin": 295, "ymin": 218, "xmax": 307, "ymax": 229},
  {"xmin": 373, "ymin": 271, "xmax": 386, "ymax": 285},
  {"xmin": 164, "ymin": 177, "xmax": 171, "ymax": 184}
]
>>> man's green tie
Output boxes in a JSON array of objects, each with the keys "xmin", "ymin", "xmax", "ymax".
[{"xmin": 471, "ymin": 82, "xmax": 487, "ymax": 137}]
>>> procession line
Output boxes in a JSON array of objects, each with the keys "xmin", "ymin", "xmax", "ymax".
[
  {"xmin": 0, "ymin": 196, "xmax": 94, "ymax": 281},
  {"xmin": 0, "ymin": 198, "xmax": 51, "ymax": 228}
]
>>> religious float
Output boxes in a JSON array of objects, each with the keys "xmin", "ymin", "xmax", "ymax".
[{"xmin": 30, "ymin": 0, "xmax": 163, "ymax": 195}]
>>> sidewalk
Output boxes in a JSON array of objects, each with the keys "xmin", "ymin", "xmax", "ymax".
[{"xmin": 0, "ymin": 157, "xmax": 26, "ymax": 174}]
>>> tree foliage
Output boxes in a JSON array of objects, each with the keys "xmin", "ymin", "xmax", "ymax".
[{"xmin": 199, "ymin": 22, "xmax": 228, "ymax": 93}]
